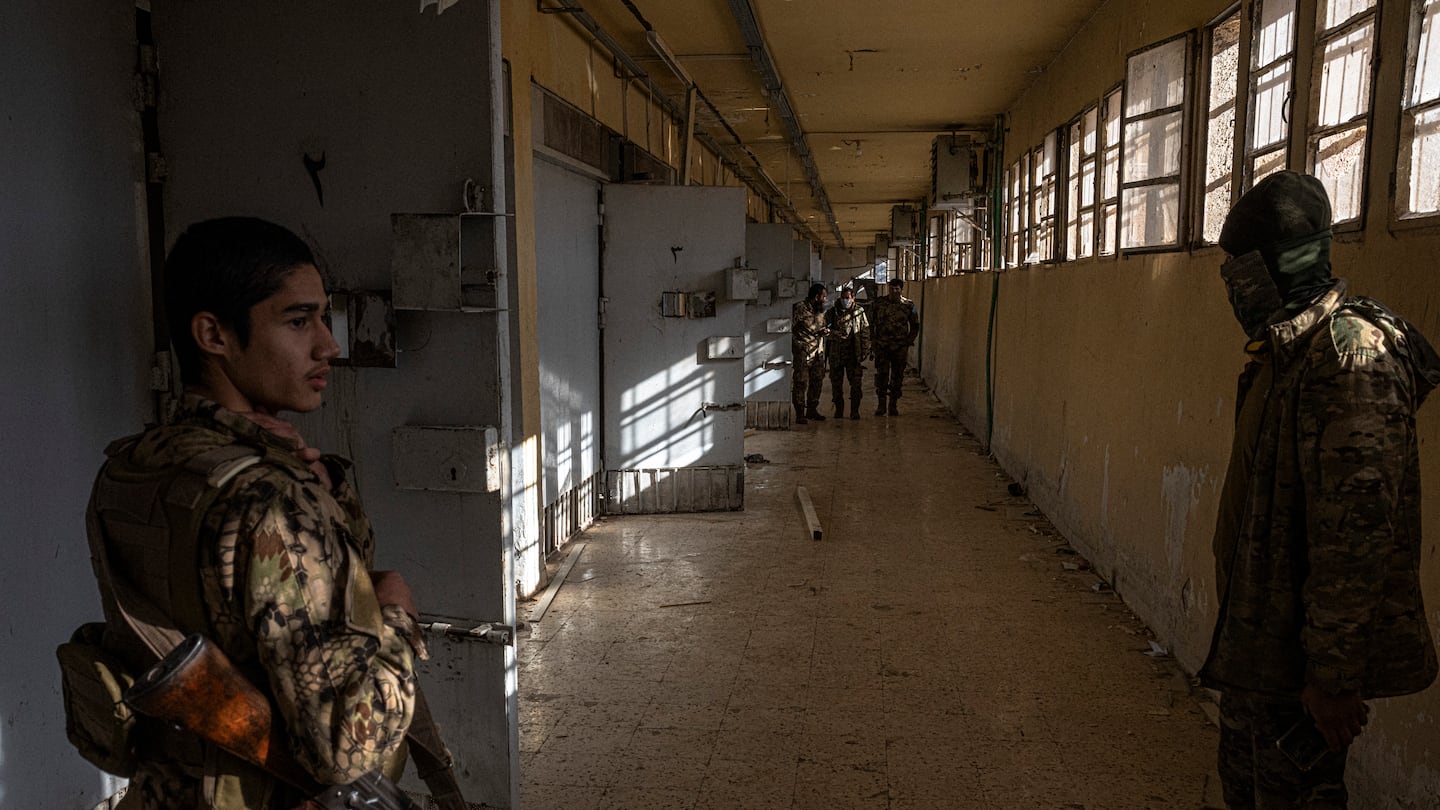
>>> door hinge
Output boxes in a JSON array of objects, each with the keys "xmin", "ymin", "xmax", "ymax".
[
  {"xmin": 598, "ymin": 296, "xmax": 609, "ymax": 330},
  {"xmin": 418, "ymin": 617, "xmax": 515, "ymax": 646}
]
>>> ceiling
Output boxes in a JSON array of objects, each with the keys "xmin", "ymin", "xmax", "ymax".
[{"xmin": 563, "ymin": 0, "xmax": 1109, "ymax": 250}]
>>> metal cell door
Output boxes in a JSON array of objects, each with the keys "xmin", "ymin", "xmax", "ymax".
[{"xmin": 601, "ymin": 185, "xmax": 748, "ymax": 514}]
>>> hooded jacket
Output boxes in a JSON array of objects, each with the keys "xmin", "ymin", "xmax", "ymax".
[{"xmin": 1200, "ymin": 280, "xmax": 1440, "ymax": 698}]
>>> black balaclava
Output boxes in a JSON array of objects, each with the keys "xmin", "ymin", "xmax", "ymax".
[{"xmin": 1218, "ymin": 172, "xmax": 1335, "ymax": 334}]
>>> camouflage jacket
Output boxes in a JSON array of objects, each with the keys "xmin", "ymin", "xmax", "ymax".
[
  {"xmin": 792, "ymin": 299, "xmax": 827, "ymax": 362},
  {"xmin": 97, "ymin": 395, "xmax": 416, "ymax": 809},
  {"xmin": 825, "ymin": 303, "xmax": 871, "ymax": 362},
  {"xmin": 870, "ymin": 294, "xmax": 919, "ymax": 350},
  {"xmin": 1200, "ymin": 280, "xmax": 1440, "ymax": 699}
]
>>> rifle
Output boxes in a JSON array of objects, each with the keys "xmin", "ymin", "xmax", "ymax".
[{"xmin": 124, "ymin": 633, "xmax": 421, "ymax": 810}]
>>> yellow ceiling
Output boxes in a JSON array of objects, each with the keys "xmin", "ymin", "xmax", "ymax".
[{"xmin": 574, "ymin": 0, "xmax": 1108, "ymax": 249}]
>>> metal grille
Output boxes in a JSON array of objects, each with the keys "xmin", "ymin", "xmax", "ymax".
[
  {"xmin": 540, "ymin": 471, "xmax": 601, "ymax": 556},
  {"xmin": 745, "ymin": 400, "xmax": 793, "ymax": 430},
  {"xmin": 604, "ymin": 466, "xmax": 745, "ymax": 514}
]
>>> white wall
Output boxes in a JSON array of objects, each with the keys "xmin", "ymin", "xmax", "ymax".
[
  {"xmin": 743, "ymin": 224, "xmax": 804, "ymax": 402},
  {"xmin": 533, "ymin": 158, "xmax": 602, "ymax": 517},
  {"xmin": 0, "ymin": 3, "xmax": 150, "ymax": 806}
]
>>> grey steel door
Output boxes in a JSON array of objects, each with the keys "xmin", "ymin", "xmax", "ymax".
[{"xmin": 601, "ymin": 185, "xmax": 748, "ymax": 514}]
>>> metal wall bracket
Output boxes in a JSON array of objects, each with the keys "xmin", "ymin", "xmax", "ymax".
[{"xmin": 418, "ymin": 617, "xmax": 515, "ymax": 646}]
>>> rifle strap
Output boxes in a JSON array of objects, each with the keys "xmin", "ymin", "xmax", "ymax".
[{"xmin": 406, "ymin": 686, "xmax": 468, "ymax": 810}]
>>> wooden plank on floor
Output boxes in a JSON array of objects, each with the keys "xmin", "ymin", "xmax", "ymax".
[
  {"xmin": 529, "ymin": 541, "xmax": 586, "ymax": 623},
  {"xmin": 796, "ymin": 485, "xmax": 822, "ymax": 541}
]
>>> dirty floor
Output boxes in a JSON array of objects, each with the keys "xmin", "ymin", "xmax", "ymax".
[{"xmin": 517, "ymin": 377, "xmax": 1222, "ymax": 809}]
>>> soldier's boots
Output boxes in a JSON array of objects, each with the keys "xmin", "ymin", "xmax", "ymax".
[
  {"xmin": 849, "ymin": 399, "xmax": 861, "ymax": 420},
  {"xmin": 888, "ymin": 399, "xmax": 900, "ymax": 416},
  {"xmin": 795, "ymin": 405, "xmax": 807, "ymax": 425},
  {"xmin": 805, "ymin": 407, "xmax": 827, "ymax": 422},
  {"xmin": 833, "ymin": 402, "xmax": 845, "ymax": 419},
  {"xmin": 875, "ymin": 396, "xmax": 888, "ymax": 416}
]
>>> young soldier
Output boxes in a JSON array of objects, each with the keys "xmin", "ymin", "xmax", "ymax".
[
  {"xmin": 869, "ymin": 278, "xmax": 919, "ymax": 415},
  {"xmin": 824, "ymin": 287, "xmax": 871, "ymax": 420},
  {"xmin": 86, "ymin": 218, "xmax": 422, "ymax": 808},
  {"xmin": 1202, "ymin": 173, "xmax": 1440, "ymax": 808}
]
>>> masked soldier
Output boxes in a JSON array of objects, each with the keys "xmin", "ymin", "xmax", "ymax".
[
  {"xmin": 1201, "ymin": 172, "xmax": 1440, "ymax": 808},
  {"xmin": 791, "ymin": 283, "xmax": 829, "ymax": 425},
  {"xmin": 869, "ymin": 278, "xmax": 919, "ymax": 415},
  {"xmin": 81, "ymin": 218, "xmax": 429, "ymax": 808},
  {"xmin": 824, "ymin": 287, "xmax": 871, "ymax": 420}
]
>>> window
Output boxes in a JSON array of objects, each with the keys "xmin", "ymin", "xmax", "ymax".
[
  {"xmin": 1122, "ymin": 35, "xmax": 1190, "ymax": 249},
  {"xmin": 1309, "ymin": 0, "xmax": 1380, "ymax": 224},
  {"xmin": 1099, "ymin": 86, "xmax": 1123, "ymax": 255},
  {"xmin": 1400, "ymin": 0, "xmax": 1440, "ymax": 218},
  {"xmin": 1203, "ymin": 10, "xmax": 1243, "ymax": 243},
  {"xmin": 1006, "ymin": 158, "xmax": 1027, "ymax": 266},
  {"xmin": 1248, "ymin": 0, "xmax": 1299, "ymax": 186},
  {"xmin": 1029, "ymin": 133, "xmax": 1058, "ymax": 262},
  {"xmin": 1065, "ymin": 106, "xmax": 1100, "ymax": 259}
]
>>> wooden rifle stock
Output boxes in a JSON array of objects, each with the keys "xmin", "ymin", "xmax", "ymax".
[{"xmin": 124, "ymin": 634, "xmax": 420, "ymax": 810}]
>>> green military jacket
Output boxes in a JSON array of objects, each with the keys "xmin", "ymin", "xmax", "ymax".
[
  {"xmin": 792, "ymin": 299, "xmax": 827, "ymax": 363},
  {"xmin": 1201, "ymin": 280, "xmax": 1440, "ymax": 699},
  {"xmin": 825, "ymin": 303, "xmax": 871, "ymax": 362},
  {"xmin": 869, "ymin": 294, "xmax": 919, "ymax": 351},
  {"xmin": 98, "ymin": 395, "xmax": 416, "ymax": 809}
]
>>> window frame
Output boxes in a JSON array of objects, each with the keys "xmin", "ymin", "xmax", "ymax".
[
  {"xmin": 1099, "ymin": 83, "xmax": 1125, "ymax": 256},
  {"xmin": 1028, "ymin": 132, "xmax": 1059, "ymax": 263},
  {"xmin": 1397, "ymin": 0, "xmax": 1440, "ymax": 223},
  {"xmin": 1306, "ymin": 0, "xmax": 1383, "ymax": 230},
  {"xmin": 1119, "ymin": 31, "xmax": 1195, "ymax": 253},
  {"xmin": 1199, "ymin": 6, "xmax": 1246, "ymax": 245},
  {"xmin": 1064, "ymin": 104, "xmax": 1101, "ymax": 260},
  {"xmin": 1006, "ymin": 157, "xmax": 1028, "ymax": 267},
  {"xmin": 1245, "ymin": 0, "xmax": 1301, "ymax": 190}
]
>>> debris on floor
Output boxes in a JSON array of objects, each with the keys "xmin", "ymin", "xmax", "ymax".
[
  {"xmin": 1144, "ymin": 640, "xmax": 1171, "ymax": 658},
  {"xmin": 744, "ymin": 453, "xmax": 770, "ymax": 464}
]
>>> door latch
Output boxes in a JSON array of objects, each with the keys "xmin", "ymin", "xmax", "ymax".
[{"xmin": 418, "ymin": 616, "xmax": 515, "ymax": 646}]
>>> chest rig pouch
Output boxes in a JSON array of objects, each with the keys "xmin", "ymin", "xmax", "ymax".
[{"xmin": 57, "ymin": 436, "xmax": 261, "ymax": 777}]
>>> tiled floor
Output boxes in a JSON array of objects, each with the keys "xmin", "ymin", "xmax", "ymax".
[{"xmin": 517, "ymin": 377, "xmax": 1221, "ymax": 809}]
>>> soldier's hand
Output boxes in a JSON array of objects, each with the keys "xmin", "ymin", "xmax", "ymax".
[
  {"xmin": 236, "ymin": 411, "xmax": 333, "ymax": 490},
  {"xmin": 371, "ymin": 570, "xmax": 419, "ymax": 620},
  {"xmin": 1302, "ymin": 686, "xmax": 1370, "ymax": 751}
]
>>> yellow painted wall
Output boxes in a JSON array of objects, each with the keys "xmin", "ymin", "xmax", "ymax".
[{"xmin": 921, "ymin": 0, "xmax": 1440, "ymax": 803}]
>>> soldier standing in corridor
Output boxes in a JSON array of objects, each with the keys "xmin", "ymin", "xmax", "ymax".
[
  {"xmin": 791, "ymin": 282, "xmax": 829, "ymax": 425},
  {"xmin": 824, "ymin": 287, "xmax": 871, "ymax": 420},
  {"xmin": 869, "ymin": 278, "xmax": 919, "ymax": 415}
]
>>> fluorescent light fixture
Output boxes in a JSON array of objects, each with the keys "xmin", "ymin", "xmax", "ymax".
[{"xmin": 647, "ymin": 30, "xmax": 695, "ymax": 87}]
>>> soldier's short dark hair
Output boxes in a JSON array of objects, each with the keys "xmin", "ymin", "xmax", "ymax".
[
  {"xmin": 807, "ymin": 283, "xmax": 826, "ymax": 299},
  {"xmin": 164, "ymin": 217, "xmax": 317, "ymax": 384}
]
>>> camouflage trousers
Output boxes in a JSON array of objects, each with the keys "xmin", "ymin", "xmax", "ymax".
[
  {"xmin": 874, "ymin": 345, "xmax": 908, "ymax": 400},
  {"xmin": 829, "ymin": 350, "xmax": 865, "ymax": 404},
  {"xmin": 792, "ymin": 355, "xmax": 826, "ymax": 412},
  {"xmin": 1218, "ymin": 690, "xmax": 1349, "ymax": 809}
]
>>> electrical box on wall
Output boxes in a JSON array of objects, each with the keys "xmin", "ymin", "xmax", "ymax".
[
  {"xmin": 891, "ymin": 206, "xmax": 920, "ymax": 246},
  {"xmin": 328, "ymin": 291, "xmax": 397, "ymax": 368},
  {"xmin": 688, "ymin": 291, "xmax": 717, "ymax": 318},
  {"xmin": 391, "ymin": 425, "xmax": 501, "ymax": 493},
  {"xmin": 661, "ymin": 291, "xmax": 687, "ymax": 317},
  {"xmin": 930, "ymin": 134, "xmax": 979, "ymax": 211},
  {"xmin": 776, "ymin": 276, "xmax": 803, "ymax": 298},
  {"xmin": 765, "ymin": 318, "xmax": 790, "ymax": 334},
  {"xmin": 390, "ymin": 214, "xmax": 497, "ymax": 311},
  {"xmin": 705, "ymin": 336, "xmax": 742, "ymax": 359},
  {"xmin": 724, "ymin": 267, "xmax": 759, "ymax": 300}
]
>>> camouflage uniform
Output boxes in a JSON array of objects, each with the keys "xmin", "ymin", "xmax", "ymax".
[
  {"xmin": 825, "ymin": 301, "xmax": 871, "ymax": 417},
  {"xmin": 96, "ymin": 395, "xmax": 416, "ymax": 809},
  {"xmin": 791, "ymin": 298, "xmax": 827, "ymax": 418},
  {"xmin": 1200, "ymin": 281, "xmax": 1439, "ymax": 807},
  {"xmin": 869, "ymin": 293, "xmax": 919, "ymax": 411}
]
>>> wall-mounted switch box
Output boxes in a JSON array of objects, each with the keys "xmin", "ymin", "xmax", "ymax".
[
  {"xmin": 706, "ymin": 336, "xmax": 742, "ymax": 359},
  {"xmin": 688, "ymin": 291, "xmax": 717, "ymax": 318},
  {"xmin": 724, "ymin": 267, "xmax": 759, "ymax": 300},
  {"xmin": 661, "ymin": 291, "xmax": 687, "ymax": 317},
  {"xmin": 392, "ymin": 426, "xmax": 500, "ymax": 493},
  {"xmin": 776, "ymin": 277, "xmax": 803, "ymax": 298},
  {"xmin": 391, "ymin": 214, "xmax": 497, "ymax": 312}
]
